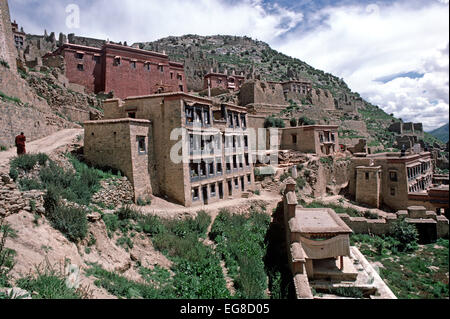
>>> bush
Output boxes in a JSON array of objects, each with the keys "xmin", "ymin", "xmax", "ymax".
[
  {"xmin": 264, "ymin": 116, "xmax": 285, "ymax": 128},
  {"xmin": 390, "ymin": 219, "xmax": 419, "ymax": 252},
  {"xmin": 298, "ymin": 116, "xmax": 316, "ymax": 126},
  {"xmin": 138, "ymin": 215, "xmax": 166, "ymax": 236},
  {"xmin": 290, "ymin": 118, "xmax": 297, "ymax": 127},
  {"xmin": 0, "ymin": 217, "xmax": 16, "ymax": 288},
  {"xmin": 137, "ymin": 197, "xmax": 151, "ymax": 206},
  {"xmin": 296, "ymin": 177, "xmax": 306, "ymax": 190},
  {"xmin": 117, "ymin": 206, "xmax": 141, "ymax": 221},
  {"xmin": 8, "ymin": 168, "xmax": 18, "ymax": 181},
  {"xmin": 18, "ymin": 178, "xmax": 42, "ymax": 191},
  {"xmin": 10, "ymin": 153, "xmax": 49, "ymax": 172},
  {"xmin": 48, "ymin": 206, "xmax": 88, "ymax": 243},
  {"xmin": 280, "ymin": 172, "xmax": 291, "ymax": 182},
  {"xmin": 102, "ymin": 213, "xmax": 119, "ymax": 238}
]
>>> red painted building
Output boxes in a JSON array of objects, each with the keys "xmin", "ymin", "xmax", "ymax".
[
  {"xmin": 44, "ymin": 43, "xmax": 187, "ymax": 99},
  {"xmin": 204, "ymin": 72, "xmax": 246, "ymax": 92}
]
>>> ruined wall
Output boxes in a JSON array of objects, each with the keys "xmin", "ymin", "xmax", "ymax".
[
  {"xmin": 239, "ymin": 80, "xmax": 287, "ymax": 106},
  {"xmin": 309, "ymin": 88, "xmax": 335, "ymax": 110},
  {"xmin": 0, "ymin": 102, "xmax": 74, "ymax": 147}
]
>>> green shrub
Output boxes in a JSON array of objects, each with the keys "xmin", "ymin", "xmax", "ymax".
[
  {"xmin": 117, "ymin": 206, "xmax": 141, "ymax": 221},
  {"xmin": 264, "ymin": 116, "xmax": 285, "ymax": 128},
  {"xmin": 102, "ymin": 213, "xmax": 119, "ymax": 238},
  {"xmin": 18, "ymin": 178, "xmax": 42, "ymax": 191},
  {"xmin": 48, "ymin": 206, "xmax": 88, "ymax": 243},
  {"xmin": 290, "ymin": 118, "xmax": 297, "ymax": 127},
  {"xmin": 137, "ymin": 197, "xmax": 151, "ymax": 206},
  {"xmin": 43, "ymin": 185, "xmax": 60, "ymax": 216},
  {"xmin": 0, "ymin": 59, "xmax": 10, "ymax": 69},
  {"xmin": 298, "ymin": 116, "xmax": 316, "ymax": 126},
  {"xmin": 280, "ymin": 172, "xmax": 291, "ymax": 182},
  {"xmin": 8, "ymin": 168, "xmax": 18, "ymax": 181},
  {"xmin": 10, "ymin": 153, "xmax": 49, "ymax": 172},
  {"xmin": 296, "ymin": 177, "xmax": 306, "ymax": 190},
  {"xmin": 138, "ymin": 215, "xmax": 166, "ymax": 236},
  {"xmin": 0, "ymin": 217, "xmax": 16, "ymax": 288},
  {"xmin": 364, "ymin": 211, "xmax": 379, "ymax": 220},
  {"xmin": 16, "ymin": 266, "xmax": 82, "ymax": 299},
  {"xmin": 0, "ymin": 145, "xmax": 7, "ymax": 152},
  {"xmin": 390, "ymin": 219, "xmax": 419, "ymax": 252}
]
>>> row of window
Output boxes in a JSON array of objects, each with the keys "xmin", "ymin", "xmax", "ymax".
[
  {"xmin": 408, "ymin": 175, "xmax": 432, "ymax": 193},
  {"xmin": 189, "ymin": 134, "xmax": 249, "ymax": 154},
  {"xmin": 185, "ymin": 105, "xmax": 211, "ymax": 126},
  {"xmin": 227, "ymin": 111, "xmax": 247, "ymax": 129},
  {"xmin": 191, "ymin": 174, "xmax": 252, "ymax": 202},
  {"xmin": 407, "ymin": 162, "xmax": 431, "ymax": 181},
  {"xmin": 319, "ymin": 132, "xmax": 336, "ymax": 143},
  {"xmin": 189, "ymin": 154, "xmax": 251, "ymax": 181}
]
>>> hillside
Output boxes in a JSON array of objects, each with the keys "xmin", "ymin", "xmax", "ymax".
[
  {"xmin": 429, "ymin": 123, "xmax": 449, "ymax": 143},
  {"xmin": 134, "ymin": 35, "xmax": 406, "ymax": 149}
]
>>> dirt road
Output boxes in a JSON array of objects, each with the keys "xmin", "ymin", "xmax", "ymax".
[{"xmin": 0, "ymin": 129, "xmax": 83, "ymax": 172}]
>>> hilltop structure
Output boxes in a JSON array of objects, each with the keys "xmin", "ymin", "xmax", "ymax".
[
  {"xmin": 43, "ymin": 43, "xmax": 187, "ymax": 99},
  {"xmin": 204, "ymin": 69, "xmax": 245, "ymax": 92},
  {"xmin": 84, "ymin": 92, "xmax": 254, "ymax": 206}
]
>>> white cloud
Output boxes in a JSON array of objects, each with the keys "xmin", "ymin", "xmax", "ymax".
[{"xmin": 275, "ymin": 1, "xmax": 449, "ymax": 131}]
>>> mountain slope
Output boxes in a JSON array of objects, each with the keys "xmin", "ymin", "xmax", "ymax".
[
  {"xmin": 429, "ymin": 123, "xmax": 449, "ymax": 143},
  {"xmin": 134, "ymin": 35, "xmax": 402, "ymax": 149}
]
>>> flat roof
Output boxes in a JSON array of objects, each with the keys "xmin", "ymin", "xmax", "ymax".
[
  {"xmin": 84, "ymin": 118, "xmax": 151, "ymax": 125},
  {"xmin": 120, "ymin": 92, "xmax": 213, "ymax": 104},
  {"xmin": 289, "ymin": 208, "xmax": 353, "ymax": 234},
  {"xmin": 281, "ymin": 125, "xmax": 339, "ymax": 131}
]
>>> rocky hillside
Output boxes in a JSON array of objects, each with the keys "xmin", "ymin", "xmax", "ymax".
[
  {"xmin": 429, "ymin": 123, "xmax": 449, "ymax": 143},
  {"xmin": 134, "ymin": 35, "xmax": 416, "ymax": 149}
]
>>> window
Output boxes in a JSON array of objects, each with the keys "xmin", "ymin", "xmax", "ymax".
[
  {"xmin": 226, "ymin": 156, "xmax": 232, "ymax": 172},
  {"xmin": 130, "ymin": 61, "xmax": 136, "ymax": 69},
  {"xmin": 244, "ymin": 136, "xmax": 249, "ymax": 148},
  {"xmin": 234, "ymin": 114, "xmax": 240, "ymax": 127},
  {"xmin": 192, "ymin": 188, "xmax": 200, "ymax": 201},
  {"xmin": 179, "ymin": 85, "xmax": 184, "ymax": 92},
  {"xmin": 137, "ymin": 136, "xmax": 146, "ymax": 154},
  {"xmin": 365, "ymin": 172, "xmax": 369, "ymax": 180},
  {"xmin": 217, "ymin": 160, "xmax": 223, "ymax": 175},
  {"xmin": 76, "ymin": 52, "xmax": 84, "ymax": 60},
  {"xmin": 292, "ymin": 134, "xmax": 297, "ymax": 144},
  {"xmin": 241, "ymin": 114, "xmax": 247, "ymax": 128},
  {"xmin": 389, "ymin": 171, "xmax": 398, "ymax": 182},
  {"xmin": 128, "ymin": 112, "xmax": 136, "ymax": 119},
  {"xmin": 210, "ymin": 184, "xmax": 216, "ymax": 197},
  {"xmin": 170, "ymin": 72, "xmax": 173, "ymax": 79},
  {"xmin": 390, "ymin": 188, "xmax": 396, "ymax": 196},
  {"xmin": 190, "ymin": 161, "xmax": 198, "ymax": 177},
  {"xmin": 114, "ymin": 57, "xmax": 121, "ymax": 66},
  {"xmin": 177, "ymin": 74, "xmax": 183, "ymax": 81},
  {"xmin": 244, "ymin": 154, "xmax": 249, "ymax": 167},
  {"xmin": 233, "ymin": 155, "xmax": 238, "ymax": 169},
  {"xmin": 203, "ymin": 108, "xmax": 210, "ymax": 125},
  {"xmin": 93, "ymin": 55, "xmax": 100, "ymax": 63},
  {"xmin": 247, "ymin": 174, "xmax": 252, "ymax": 184},
  {"xmin": 158, "ymin": 65, "xmax": 164, "ymax": 72},
  {"xmin": 145, "ymin": 63, "xmax": 151, "ymax": 71},
  {"xmin": 77, "ymin": 64, "xmax": 84, "ymax": 71},
  {"xmin": 185, "ymin": 106, "xmax": 194, "ymax": 124},
  {"xmin": 234, "ymin": 178, "xmax": 239, "ymax": 189},
  {"xmin": 208, "ymin": 161, "xmax": 215, "ymax": 176},
  {"xmin": 239, "ymin": 155, "xmax": 244, "ymax": 169},
  {"xmin": 200, "ymin": 161, "xmax": 207, "ymax": 177},
  {"xmin": 228, "ymin": 113, "xmax": 233, "ymax": 127}
]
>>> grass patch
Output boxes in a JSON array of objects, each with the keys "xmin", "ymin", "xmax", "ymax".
[
  {"xmin": 10, "ymin": 153, "xmax": 49, "ymax": 172},
  {"xmin": 47, "ymin": 204, "xmax": 88, "ymax": 243},
  {"xmin": 210, "ymin": 208, "xmax": 271, "ymax": 299},
  {"xmin": 0, "ymin": 217, "xmax": 16, "ymax": 288},
  {"xmin": 352, "ymin": 234, "xmax": 448, "ymax": 299},
  {"xmin": 0, "ymin": 91, "xmax": 21, "ymax": 104}
]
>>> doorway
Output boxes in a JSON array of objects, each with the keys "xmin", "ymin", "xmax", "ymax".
[{"xmin": 202, "ymin": 186, "xmax": 208, "ymax": 205}]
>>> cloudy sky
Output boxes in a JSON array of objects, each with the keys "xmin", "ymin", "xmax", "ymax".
[{"xmin": 9, "ymin": 0, "xmax": 449, "ymax": 131}]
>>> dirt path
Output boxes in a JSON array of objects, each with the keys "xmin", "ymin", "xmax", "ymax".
[{"xmin": 0, "ymin": 129, "xmax": 83, "ymax": 172}]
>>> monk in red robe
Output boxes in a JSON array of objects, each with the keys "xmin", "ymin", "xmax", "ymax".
[{"xmin": 15, "ymin": 132, "xmax": 26, "ymax": 156}]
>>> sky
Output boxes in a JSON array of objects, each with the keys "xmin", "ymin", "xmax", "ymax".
[{"xmin": 8, "ymin": 0, "xmax": 449, "ymax": 131}]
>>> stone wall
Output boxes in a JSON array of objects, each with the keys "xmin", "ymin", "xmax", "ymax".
[
  {"xmin": 239, "ymin": 80, "xmax": 288, "ymax": 106},
  {"xmin": 0, "ymin": 0, "xmax": 17, "ymax": 72},
  {"xmin": 84, "ymin": 119, "xmax": 153, "ymax": 202}
]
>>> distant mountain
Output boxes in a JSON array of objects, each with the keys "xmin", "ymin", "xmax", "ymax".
[{"xmin": 429, "ymin": 123, "xmax": 449, "ymax": 143}]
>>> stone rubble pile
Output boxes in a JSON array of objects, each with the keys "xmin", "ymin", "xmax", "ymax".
[
  {"xmin": 91, "ymin": 177, "xmax": 134, "ymax": 208},
  {"xmin": 0, "ymin": 172, "xmax": 45, "ymax": 217}
]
